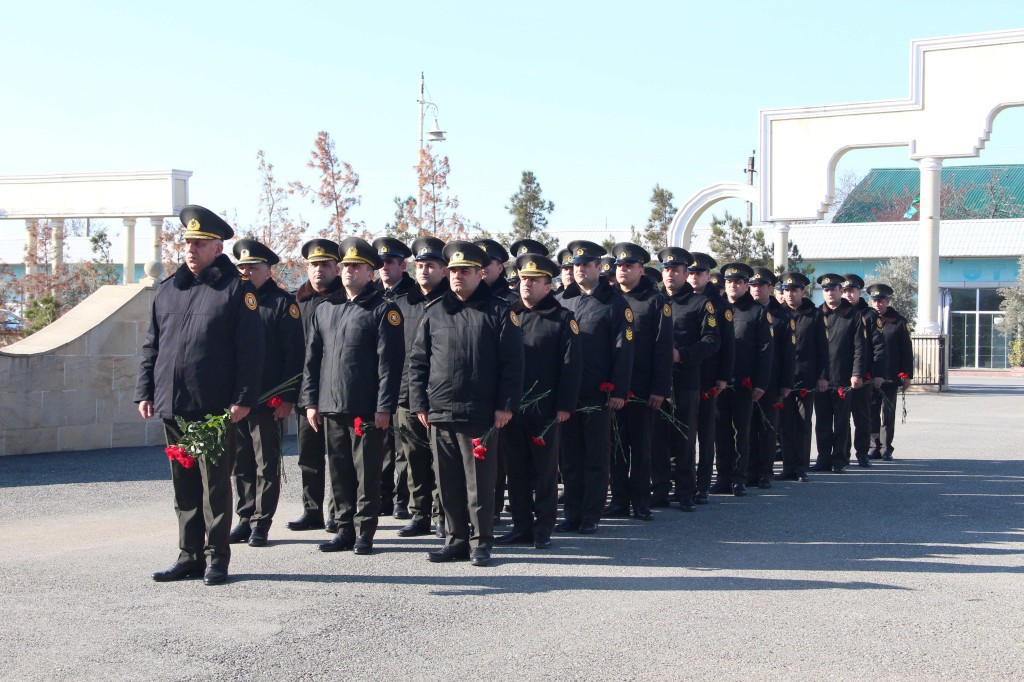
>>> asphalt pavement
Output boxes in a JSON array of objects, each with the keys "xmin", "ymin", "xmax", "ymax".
[{"xmin": 1, "ymin": 384, "xmax": 1022, "ymax": 681}]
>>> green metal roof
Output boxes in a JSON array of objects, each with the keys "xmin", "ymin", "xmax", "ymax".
[{"xmin": 833, "ymin": 164, "xmax": 1024, "ymax": 222}]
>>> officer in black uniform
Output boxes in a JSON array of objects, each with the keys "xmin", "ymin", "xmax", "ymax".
[
  {"xmin": 644, "ymin": 266, "xmax": 662, "ymax": 286},
  {"xmin": 474, "ymin": 238, "xmax": 517, "ymax": 522},
  {"xmin": 685, "ymin": 252, "xmax": 735, "ymax": 505},
  {"xmin": 812, "ymin": 273, "xmax": 867, "ymax": 473},
  {"xmin": 712, "ymin": 262, "xmax": 772, "ymax": 497},
  {"xmin": 599, "ymin": 255, "xmax": 616, "ymax": 279},
  {"xmin": 555, "ymin": 248, "xmax": 574, "ymax": 297},
  {"xmin": 394, "ymin": 237, "xmax": 450, "ymax": 538},
  {"xmin": 746, "ymin": 266, "xmax": 795, "ymax": 488},
  {"xmin": 373, "ymin": 237, "xmax": 415, "ymax": 519},
  {"xmin": 605, "ymin": 242, "xmax": 672, "ymax": 520},
  {"xmin": 409, "ymin": 241, "xmax": 524, "ymax": 566},
  {"xmin": 777, "ymin": 272, "xmax": 827, "ymax": 482},
  {"xmin": 842, "ymin": 274, "xmax": 888, "ymax": 467},
  {"xmin": 137, "ymin": 205, "xmax": 264, "ymax": 586},
  {"xmin": 288, "ymin": 239, "xmax": 343, "ymax": 533},
  {"xmin": 658, "ymin": 247, "xmax": 720, "ymax": 511},
  {"xmin": 498, "ymin": 253, "xmax": 582, "ymax": 549},
  {"xmin": 505, "ymin": 263, "xmax": 520, "ymax": 293},
  {"xmin": 475, "ymin": 238, "xmax": 518, "ymax": 305},
  {"xmin": 557, "ymin": 240, "xmax": 634, "ymax": 535},
  {"xmin": 710, "ymin": 271, "xmax": 726, "ymax": 294},
  {"xmin": 300, "ymin": 238, "xmax": 405, "ymax": 556},
  {"xmin": 866, "ymin": 283, "xmax": 914, "ymax": 461},
  {"xmin": 227, "ymin": 239, "xmax": 304, "ymax": 548}
]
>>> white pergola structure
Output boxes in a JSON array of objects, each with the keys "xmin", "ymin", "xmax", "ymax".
[
  {"xmin": 758, "ymin": 29, "xmax": 1024, "ymax": 334},
  {"xmin": 0, "ymin": 170, "xmax": 191, "ymax": 284}
]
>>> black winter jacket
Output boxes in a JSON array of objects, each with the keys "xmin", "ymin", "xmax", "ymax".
[
  {"xmin": 666, "ymin": 283, "xmax": 720, "ymax": 391},
  {"xmin": 393, "ymin": 278, "xmax": 449, "ymax": 408},
  {"xmin": 700, "ymin": 286, "xmax": 735, "ymax": 390},
  {"xmin": 854, "ymin": 298, "xmax": 889, "ymax": 380},
  {"xmin": 251, "ymin": 278, "xmax": 304, "ymax": 407},
  {"xmin": 408, "ymin": 281, "xmax": 524, "ymax": 424},
  {"xmin": 820, "ymin": 299, "xmax": 867, "ymax": 386},
  {"xmin": 786, "ymin": 298, "xmax": 828, "ymax": 389},
  {"xmin": 136, "ymin": 254, "xmax": 264, "ymax": 420},
  {"xmin": 618, "ymin": 276, "xmax": 673, "ymax": 399},
  {"xmin": 511, "ymin": 293, "xmax": 583, "ymax": 424},
  {"xmin": 728, "ymin": 291, "xmax": 773, "ymax": 391},
  {"xmin": 764, "ymin": 297, "xmax": 796, "ymax": 392},
  {"xmin": 299, "ymin": 285, "xmax": 405, "ymax": 416},
  {"xmin": 559, "ymin": 277, "xmax": 635, "ymax": 402},
  {"xmin": 878, "ymin": 307, "xmax": 914, "ymax": 380}
]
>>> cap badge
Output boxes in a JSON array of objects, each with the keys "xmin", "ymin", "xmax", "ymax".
[
  {"xmin": 419, "ymin": 247, "xmax": 429, "ymax": 256},
  {"xmin": 518, "ymin": 246, "xmax": 528, "ymax": 255},
  {"xmin": 452, "ymin": 251, "xmax": 464, "ymax": 262},
  {"xmin": 526, "ymin": 261, "xmax": 536, "ymax": 271},
  {"xmin": 186, "ymin": 219, "xmax": 200, "ymax": 231},
  {"xmin": 619, "ymin": 251, "xmax": 628, "ymax": 259},
  {"xmin": 576, "ymin": 248, "xmax": 584, "ymax": 256},
  {"xmin": 313, "ymin": 246, "xmax": 326, "ymax": 257},
  {"xmin": 240, "ymin": 249, "xmax": 250, "ymax": 259},
  {"xmin": 346, "ymin": 247, "xmax": 359, "ymax": 258},
  {"xmin": 380, "ymin": 246, "xmax": 389, "ymax": 253},
  {"xmin": 786, "ymin": 277, "xmax": 794, "ymax": 284}
]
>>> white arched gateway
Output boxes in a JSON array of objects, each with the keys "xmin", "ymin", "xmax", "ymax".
[{"xmin": 667, "ymin": 181, "xmax": 760, "ymax": 255}]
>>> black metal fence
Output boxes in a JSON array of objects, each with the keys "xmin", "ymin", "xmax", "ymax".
[{"xmin": 911, "ymin": 334, "xmax": 946, "ymax": 389}]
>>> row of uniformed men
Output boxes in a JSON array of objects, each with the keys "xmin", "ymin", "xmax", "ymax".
[{"xmin": 139, "ymin": 205, "xmax": 913, "ymax": 583}]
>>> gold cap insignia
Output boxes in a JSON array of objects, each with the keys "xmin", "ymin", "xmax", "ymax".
[
  {"xmin": 576, "ymin": 248, "xmax": 584, "ymax": 256},
  {"xmin": 313, "ymin": 246, "xmax": 326, "ymax": 257},
  {"xmin": 619, "ymin": 251, "xmax": 628, "ymax": 259},
  {"xmin": 786, "ymin": 277, "xmax": 794, "ymax": 284},
  {"xmin": 380, "ymin": 246, "xmax": 389, "ymax": 253},
  {"xmin": 518, "ymin": 246, "xmax": 528, "ymax": 255},
  {"xmin": 186, "ymin": 218, "xmax": 200, "ymax": 231},
  {"xmin": 419, "ymin": 247, "xmax": 430, "ymax": 256},
  {"xmin": 452, "ymin": 251, "xmax": 464, "ymax": 262},
  {"xmin": 726, "ymin": 268, "xmax": 739, "ymax": 275},
  {"xmin": 602, "ymin": 263, "xmax": 610, "ymax": 271},
  {"xmin": 526, "ymin": 261, "xmax": 536, "ymax": 271},
  {"xmin": 346, "ymin": 247, "xmax": 359, "ymax": 258},
  {"xmin": 240, "ymin": 249, "xmax": 250, "ymax": 259}
]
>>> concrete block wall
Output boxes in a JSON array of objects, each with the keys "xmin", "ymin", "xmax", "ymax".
[{"xmin": 0, "ymin": 284, "xmax": 165, "ymax": 456}]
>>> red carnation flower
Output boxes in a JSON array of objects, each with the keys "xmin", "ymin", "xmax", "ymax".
[
  {"xmin": 472, "ymin": 445, "xmax": 487, "ymax": 460},
  {"xmin": 898, "ymin": 372, "xmax": 909, "ymax": 380},
  {"xmin": 165, "ymin": 445, "xmax": 196, "ymax": 469},
  {"xmin": 532, "ymin": 437, "xmax": 545, "ymax": 447},
  {"xmin": 627, "ymin": 391, "xmax": 635, "ymax": 399},
  {"xmin": 740, "ymin": 377, "xmax": 753, "ymax": 390},
  {"xmin": 709, "ymin": 388, "xmax": 719, "ymax": 398},
  {"xmin": 472, "ymin": 438, "xmax": 482, "ymax": 447},
  {"xmin": 771, "ymin": 402, "xmax": 784, "ymax": 411},
  {"xmin": 354, "ymin": 416, "xmax": 364, "ymax": 436},
  {"xmin": 598, "ymin": 382, "xmax": 615, "ymax": 393},
  {"xmin": 266, "ymin": 395, "xmax": 283, "ymax": 408},
  {"xmin": 837, "ymin": 387, "xmax": 846, "ymax": 399},
  {"xmin": 701, "ymin": 392, "xmax": 709, "ymax": 401},
  {"xmin": 798, "ymin": 388, "xmax": 809, "ymax": 398},
  {"xmin": 864, "ymin": 373, "xmax": 872, "ymax": 382}
]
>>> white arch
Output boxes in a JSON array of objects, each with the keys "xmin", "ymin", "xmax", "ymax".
[{"xmin": 667, "ymin": 182, "xmax": 759, "ymax": 249}]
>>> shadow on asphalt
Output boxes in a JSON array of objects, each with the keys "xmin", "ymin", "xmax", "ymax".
[{"xmin": 0, "ymin": 439, "xmax": 300, "ymax": 488}]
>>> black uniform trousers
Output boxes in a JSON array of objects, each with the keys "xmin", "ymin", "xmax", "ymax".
[
  {"xmin": 380, "ymin": 426, "xmax": 410, "ymax": 509},
  {"xmin": 559, "ymin": 403, "xmax": 612, "ymax": 525},
  {"xmin": 502, "ymin": 422, "xmax": 560, "ymax": 540},
  {"xmin": 843, "ymin": 385, "xmax": 872, "ymax": 462},
  {"xmin": 715, "ymin": 386, "xmax": 754, "ymax": 485},
  {"xmin": 232, "ymin": 410, "xmax": 283, "ymax": 531},
  {"xmin": 780, "ymin": 391, "xmax": 813, "ymax": 476},
  {"xmin": 609, "ymin": 401, "xmax": 655, "ymax": 510},
  {"xmin": 295, "ymin": 412, "xmax": 335, "ymax": 521},
  {"xmin": 397, "ymin": 407, "xmax": 442, "ymax": 524},
  {"xmin": 670, "ymin": 386, "xmax": 701, "ymax": 498},
  {"xmin": 748, "ymin": 389, "xmax": 780, "ymax": 482},
  {"xmin": 324, "ymin": 414, "xmax": 384, "ymax": 538},
  {"xmin": 869, "ymin": 383, "xmax": 900, "ymax": 456},
  {"xmin": 431, "ymin": 422, "xmax": 498, "ymax": 551},
  {"xmin": 164, "ymin": 418, "xmax": 235, "ymax": 568},
  {"xmin": 650, "ymin": 403, "xmax": 674, "ymax": 499},
  {"xmin": 696, "ymin": 393, "xmax": 718, "ymax": 492},
  {"xmin": 814, "ymin": 391, "xmax": 852, "ymax": 468}
]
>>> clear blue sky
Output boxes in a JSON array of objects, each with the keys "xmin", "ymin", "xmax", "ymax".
[{"xmin": 3, "ymin": 1, "xmax": 1024, "ymax": 246}]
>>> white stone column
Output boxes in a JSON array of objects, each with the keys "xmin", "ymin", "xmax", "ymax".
[
  {"xmin": 773, "ymin": 222, "xmax": 790, "ymax": 273},
  {"xmin": 123, "ymin": 218, "xmax": 137, "ymax": 284},
  {"xmin": 51, "ymin": 218, "xmax": 65, "ymax": 272},
  {"xmin": 917, "ymin": 157, "xmax": 943, "ymax": 334},
  {"xmin": 150, "ymin": 217, "xmax": 163, "ymax": 265},
  {"xmin": 25, "ymin": 219, "xmax": 38, "ymax": 277}
]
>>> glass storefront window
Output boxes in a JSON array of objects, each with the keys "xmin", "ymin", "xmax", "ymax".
[{"xmin": 948, "ymin": 288, "xmax": 1009, "ymax": 369}]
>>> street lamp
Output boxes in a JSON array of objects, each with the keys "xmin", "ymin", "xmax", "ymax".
[{"xmin": 418, "ymin": 71, "xmax": 445, "ymax": 227}]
